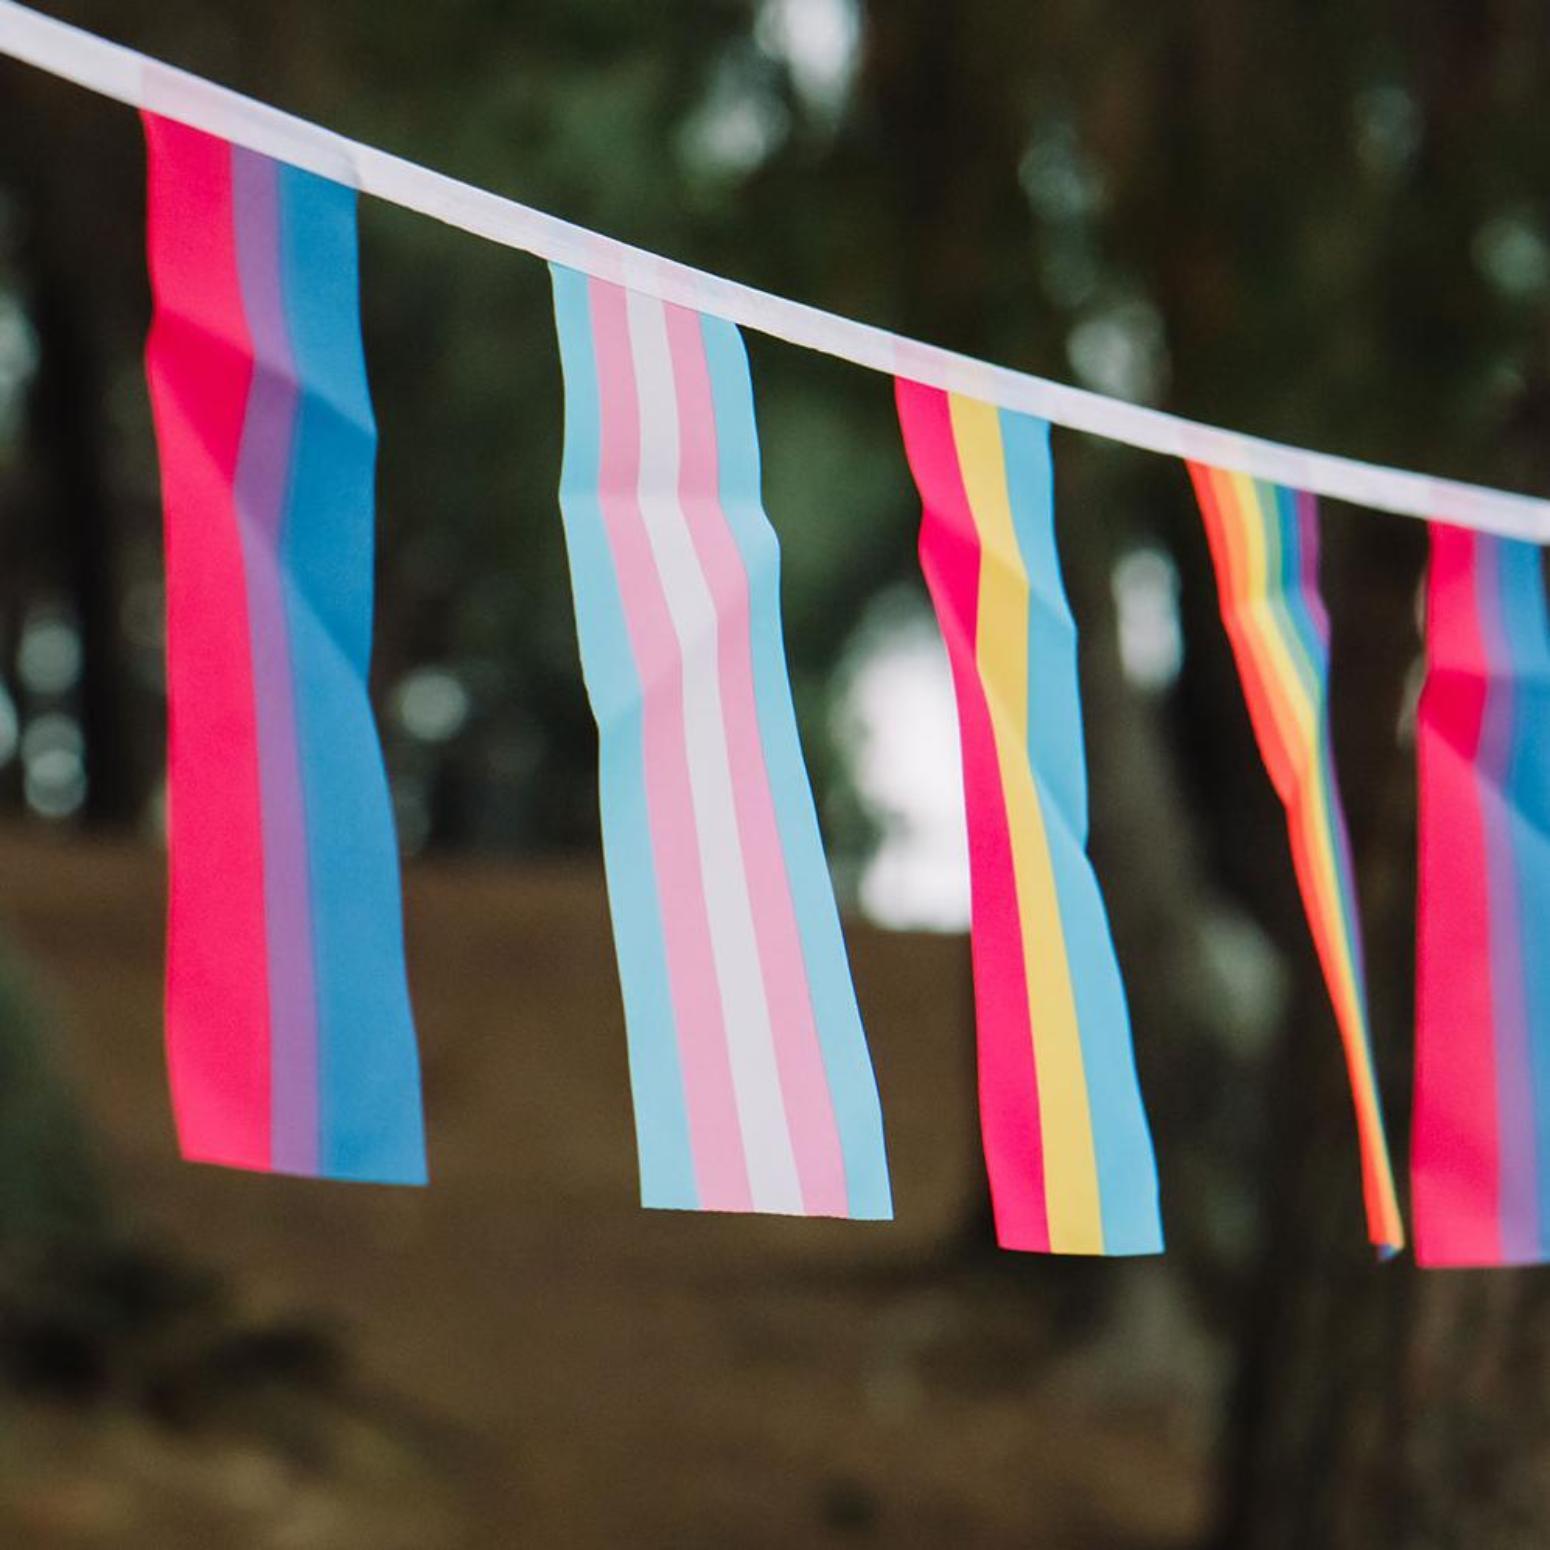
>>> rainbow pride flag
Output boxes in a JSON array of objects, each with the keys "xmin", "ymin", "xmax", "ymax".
[
  {"xmin": 896, "ymin": 381, "xmax": 1160, "ymax": 1255},
  {"xmin": 1415, "ymin": 524, "xmax": 1550, "ymax": 1266},
  {"xmin": 549, "ymin": 266, "xmax": 891, "ymax": 1219},
  {"xmin": 1186, "ymin": 464, "xmax": 1401, "ymax": 1252},
  {"xmin": 144, "ymin": 116, "xmax": 426, "ymax": 1183}
]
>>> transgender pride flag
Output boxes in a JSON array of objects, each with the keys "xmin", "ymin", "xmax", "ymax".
[
  {"xmin": 144, "ymin": 116, "xmax": 425, "ymax": 1183},
  {"xmin": 549, "ymin": 266, "xmax": 891, "ymax": 1219}
]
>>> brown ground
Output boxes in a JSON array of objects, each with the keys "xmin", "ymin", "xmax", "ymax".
[{"xmin": 0, "ymin": 825, "xmax": 1211, "ymax": 1548}]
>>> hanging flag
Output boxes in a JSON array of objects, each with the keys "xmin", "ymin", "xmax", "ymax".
[
  {"xmin": 143, "ymin": 115, "xmax": 426, "ymax": 1183},
  {"xmin": 1415, "ymin": 524, "xmax": 1550, "ymax": 1266},
  {"xmin": 1186, "ymin": 464, "xmax": 1401, "ymax": 1252},
  {"xmin": 896, "ymin": 381, "xmax": 1160, "ymax": 1255},
  {"xmin": 548, "ymin": 265, "xmax": 892, "ymax": 1219}
]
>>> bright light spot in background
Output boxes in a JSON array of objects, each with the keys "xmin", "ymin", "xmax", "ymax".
[
  {"xmin": 393, "ymin": 666, "xmax": 470, "ymax": 744},
  {"xmin": 1019, "ymin": 123, "xmax": 1107, "ymax": 226},
  {"xmin": 1111, "ymin": 547, "xmax": 1183, "ymax": 692},
  {"xmin": 1474, "ymin": 211, "xmax": 1550, "ymax": 301},
  {"xmin": 757, "ymin": 0, "xmax": 861, "ymax": 116},
  {"xmin": 17, "ymin": 604, "xmax": 83, "ymax": 696},
  {"xmin": 681, "ymin": 70, "xmax": 789, "ymax": 177},
  {"xmin": 833, "ymin": 595, "xmax": 970, "ymax": 932},
  {"xmin": 1353, "ymin": 84, "xmax": 1421, "ymax": 179},
  {"xmin": 0, "ymin": 289, "xmax": 38, "ymax": 444},
  {"xmin": 1067, "ymin": 295, "xmax": 1168, "ymax": 404},
  {"xmin": 21, "ymin": 711, "xmax": 85, "ymax": 820}
]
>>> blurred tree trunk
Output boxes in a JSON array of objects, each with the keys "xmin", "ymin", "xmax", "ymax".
[
  {"xmin": 0, "ymin": 68, "xmax": 142, "ymax": 828},
  {"xmin": 26, "ymin": 212, "xmax": 138, "ymax": 827}
]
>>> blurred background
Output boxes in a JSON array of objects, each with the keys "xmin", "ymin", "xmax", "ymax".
[{"xmin": 0, "ymin": 1, "xmax": 1547, "ymax": 1545}]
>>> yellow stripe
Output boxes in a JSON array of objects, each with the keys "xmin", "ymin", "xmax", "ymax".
[
  {"xmin": 950, "ymin": 394, "xmax": 1104, "ymax": 1253},
  {"xmin": 1229, "ymin": 472, "xmax": 1318, "ymax": 749}
]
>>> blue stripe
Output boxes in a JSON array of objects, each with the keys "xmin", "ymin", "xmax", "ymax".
[
  {"xmin": 1493, "ymin": 538, "xmax": 1550, "ymax": 1255},
  {"xmin": 1000, "ymin": 407, "xmax": 1161, "ymax": 1254},
  {"xmin": 1265, "ymin": 483, "xmax": 1325, "ymax": 702},
  {"xmin": 550, "ymin": 266, "xmax": 698, "ymax": 1210},
  {"xmin": 276, "ymin": 166, "xmax": 426, "ymax": 1184},
  {"xmin": 1274, "ymin": 486, "xmax": 1368, "ymax": 1000},
  {"xmin": 699, "ymin": 314, "xmax": 891, "ymax": 1220}
]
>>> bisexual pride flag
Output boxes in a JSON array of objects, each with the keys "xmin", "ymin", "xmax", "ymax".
[{"xmin": 143, "ymin": 116, "xmax": 426, "ymax": 1183}]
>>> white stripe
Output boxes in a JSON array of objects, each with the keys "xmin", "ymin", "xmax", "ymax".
[
  {"xmin": 2, "ymin": 0, "xmax": 1547, "ymax": 541},
  {"xmin": 623, "ymin": 289, "xmax": 802, "ymax": 1215}
]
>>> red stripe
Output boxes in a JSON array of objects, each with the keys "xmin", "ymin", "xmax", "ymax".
[
  {"xmin": 1188, "ymin": 463, "xmax": 1298, "ymax": 788},
  {"xmin": 1414, "ymin": 524, "xmax": 1501, "ymax": 1263},
  {"xmin": 144, "ymin": 114, "xmax": 272, "ymax": 1168},
  {"xmin": 897, "ymin": 378, "xmax": 1050, "ymax": 1251}
]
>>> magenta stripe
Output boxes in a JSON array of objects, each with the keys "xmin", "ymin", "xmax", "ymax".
[
  {"xmin": 587, "ymin": 279, "xmax": 752, "ymax": 1210},
  {"xmin": 1476, "ymin": 544, "xmax": 1538, "ymax": 1257},
  {"xmin": 230, "ymin": 145, "xmax": 318, "ymax": 1177},
  {"xmin": 661, "ymin": 301, "xmax": 847, "ymax": 1216}
]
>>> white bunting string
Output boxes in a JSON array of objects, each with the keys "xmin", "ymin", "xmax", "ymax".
[{"xmin": 2, "ymin": 0, "xmax": 1548, "ymax": 540}]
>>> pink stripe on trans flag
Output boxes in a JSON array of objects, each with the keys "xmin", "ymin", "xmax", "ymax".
[
  {"xmin": 587, "ymin": 278, "xmax": 753, "ymax": 1211},
  {"xmin": 661, "ymin": 299, "xmax": 848, "ymax": 1217},
  {"xmin": 621, "ymin": 286, "xmax": 803, "ymax": 1213}
]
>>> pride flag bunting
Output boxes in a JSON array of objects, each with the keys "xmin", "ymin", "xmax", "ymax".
[
  {"xmin": 1415, "ymin": 525, "xmax": 1550, "ymax": 1266},
  {"xmin": 144, "ymin": 116, "xmax": 426, "ymax": 1183},
  {"xmin": 1186, "ymin": 465, "xmax": 1401, "ymax": 1252},
  {"xmin": 896, "ymin": 381, "xmax": 1161, "ymax": 1255},
  {"xmin": 549, "ymin": 266, "xmax": 892, "ymax": 1219}
]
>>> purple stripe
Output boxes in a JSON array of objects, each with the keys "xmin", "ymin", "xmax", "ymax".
[
  {"xmin": 1294, "ymin": 490, "xmax": 1329, "ymax": 645},
  {"xmin": 1476, "ymin": 542, "xmax": 1536, "ymax": 1256},
  {"xmin": 230, "ymin": 145, "xmax": 319, "ymax": 1176}
]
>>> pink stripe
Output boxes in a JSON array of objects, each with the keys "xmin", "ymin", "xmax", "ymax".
[
  {"xmin": 588, "ymin": 280, "xmax": 752, "ymax": 1211},
  {"xmin": 662, "ymin": 302, "xmax": 847, "ymax": 1216},
  {"xmin": 144, "ymin": 115, "xmax": 272, "ymax": 1168},
  {"xmin": 1414, "ymin": 523, "xmax": 1501, "ymax": 1264},
  {"xmin": 897, "ymin": 379, "xmax": 1051, "ymax": 1251}
]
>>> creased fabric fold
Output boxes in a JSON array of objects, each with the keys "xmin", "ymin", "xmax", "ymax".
[
  {"xmin": 1186, "ymin": 464, "xmax": 1401, "ymax": 1253},
  {"xmin": 1415, "ymin": 524, "xmax": 1550, "ymax": 1265},
  {"xmin": 145, "ymin": 114, "xmax": 425, "ymax": 1183},
  {"xmin": 549, "ymin": 266, "xmax": 891, "ymax": 1219},
  {"xmin": 898, "ymin": 380, "xmax": 1160, "ymax": 1255}
]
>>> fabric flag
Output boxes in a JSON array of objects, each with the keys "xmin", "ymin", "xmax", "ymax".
[
  {"xmin": 143, "ymin": 115, "xmax": 426, "ymax": 1183},
  {"xmin": 896, "ymin": 381, "xmax": 1161, "ymax": 1255},
  {"xmin": 1415, "ymin": 524, "xmax": 1550, "ymax": 1266},
  {"xmin": 1186, "ymin": 465, "xmax": 1401, "ymax": 1252},
  {"xmin": 548, "ymin": 265, "xmax": 892, "ymax": 1219}
]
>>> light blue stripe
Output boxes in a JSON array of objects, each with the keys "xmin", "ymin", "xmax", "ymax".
[
  {"xmin": 550, "ymin": 265, "xmax": 698, "ymax": 1210},
  {"xmin": 699, "ymin": 314, "xmax": 891, "ymax": 1220},
  {"xmin": 1000, "ymin": 408, "xmax": 1161, "ymax": 1254},
  {"xmin": 1493, "ymin": 538, "xmax": 1550, "ymax": 1256},
  {"xmin": 276, "ymin": 166, "xmax": 426, "ymax": 1184}
]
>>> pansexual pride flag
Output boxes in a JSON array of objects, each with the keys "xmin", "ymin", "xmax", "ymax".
[
  {"xmin": 1186, "ymin": 465, "xmax": 1401, "ymax": 1252},
  {"xmin": 549, "ymin": 265, "xmax": 891, "ymax": 1219},
  {"xmin": 1415, "ymin": 524, "xmax": 1550, "ymax": 1266},
  {"xmin": 144, "ymin": 115, "xmax": 426, "ymax": 1183},
  {"xmin": 896, "ymin": 381, "xmax": 1160, "ymax": 1255}
]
